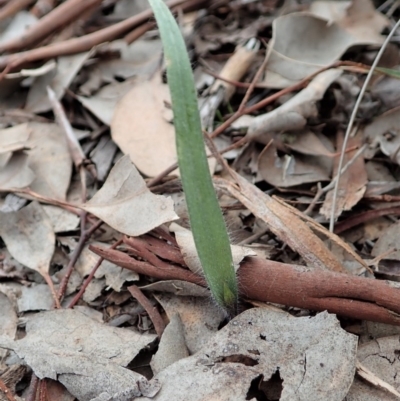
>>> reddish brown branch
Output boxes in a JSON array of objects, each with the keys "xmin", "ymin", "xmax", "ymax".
[
  {"xmin": 90, "ymin": 245, "xmax": 400, "ymax": 326},
  {"xmin": 0, "ymin": 0, "xmax": 207, "ymax": 72},
  {"xmin": 0, "ymin": 0, "xmax": 102, "ymax": 53}
]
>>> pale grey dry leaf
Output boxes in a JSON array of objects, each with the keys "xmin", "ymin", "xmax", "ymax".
[
  {"xmin": 262, "ymin": 11, "xmax": 384, "ymax": 88},
  {"xmin": 151, "ymin": 314, "xmax": 189, "ymax": 375},
  {"xmin": 0, "ymin": 201, "xmax": 55, "ymax": 277},
  {"xmin": 138, "ymin": 309, "xmax": 357, "ymax": 401},
  {"xmin": 140, "ymin": 281, "xmax": 210, "ymax": 297},
  {"xmin": 248, "ymin": 69, "xmax": 342, "ymax": 142},
  {"xmin": 170, "ymin": 223, "xmax": 255, "ymax": 275},
  {"xmin": 25, "ymin": 52, "xmax": 91, "ymax": 114},
  {"xmin": 0, "ymin": 152, "xmax": 35, "ymax": 190},
  {"xmin": 0, "ymin": 292, "xmax": 17, "ymax": 358},
  {"xmin": 82, "ymin": 278, "xmax": 106, "ymax": 303},
  {"xmin": 81, "ymin": 155, "xmax": 178, "ymax": 236},
  {"xmin": 346, "ymin": 335, "xmax": 400, "ymax": 401},
  {"xmin": 94, "ymin": 39, "xmax": 163, "ymax": 84},
  {"xmin": 77, "ymin": 78, "xmax": 137, "ymax": 125},
  {"xmin": 0, "ymin": 309, "xmax": 158, "ymax": 401},
  {"xmin": 17, "ymin": 284, "xmax": 53, "ymax": 312},
  {"xmin": 0, "ymin": 11, "xmax": 37, "ymax": 45},
  {"xmin": 155, "ymin": 293, "xmax": 225, "ymax": 354},
  {"xmin": 22, "ymin": 122, "xmax": 72, "ymax": 199},
  {"xmin": 90, "ymin": 135, "xmax": 117, "ymax": 182},
  {"xmin": 42, "ymin": 205, "xmax": 79, "ymax": 233},
  {"xmin": 0, "ymin": 121, "xmax": 30, "ymax": 153}
]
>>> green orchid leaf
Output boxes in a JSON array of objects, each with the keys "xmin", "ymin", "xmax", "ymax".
[{"xmin": 148, "ymin": 0, "xmax": 238, "ymax": 315}]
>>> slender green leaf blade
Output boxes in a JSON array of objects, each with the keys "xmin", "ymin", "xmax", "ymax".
[{"xmin": 148, "ymin": 0, "xmax": 238, "ymax": 314}]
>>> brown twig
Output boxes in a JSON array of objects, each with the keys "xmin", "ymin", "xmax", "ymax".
[
  {"xmin": 0, "ymin": 0, "xmax": 102, "ymax": 53},
  {"xmin": 57, "ymin": 217, "xmax": 103, "ymax": 302},
  {"xmin": 0, "ymin": 0, "xmax": 207, "ymax": 73},
  {"xmin": 30, "ymin": 0, "xmax": 57, "ymax": 18},
  {"xmin": 334, "ymin": 206, "xmax": 400, "ymax": 234},
  {"xmin": 128, "ymin": 285, "xmax": 166, "ymax": 338},
  {"xmin": 90, "ymin": 244, "xmax": 400, "ymax": 326},
  {"xmin": 0, "ymin": 0, "xmax": 35, "ymax": 22}
]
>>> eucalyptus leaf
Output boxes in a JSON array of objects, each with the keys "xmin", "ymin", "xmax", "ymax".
[{"xmin": 148, "ymin": 0, "xmax": 238, "ymax": 314}]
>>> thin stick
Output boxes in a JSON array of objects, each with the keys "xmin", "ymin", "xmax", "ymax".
[{"xmin": 329, "ymin": 19, "xmax": 400, "ymax": 232}]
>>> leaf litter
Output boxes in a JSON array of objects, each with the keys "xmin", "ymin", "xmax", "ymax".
[{"xmin": 1, "ymin": 0, "xmax": 400, "ymax": 400}]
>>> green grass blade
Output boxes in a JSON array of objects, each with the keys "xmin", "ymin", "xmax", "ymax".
[{"xmin": 148, "ymin": 0, "xmax": 238, "ymax": 314}]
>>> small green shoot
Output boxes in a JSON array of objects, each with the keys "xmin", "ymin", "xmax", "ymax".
[{"xmin": 148, "ymin": 0, "xmax": 238, "ymax": 315}]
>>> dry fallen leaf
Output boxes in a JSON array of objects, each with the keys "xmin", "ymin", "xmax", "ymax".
[
  {"xmin": 310, "ymin": 0, "xmax": 388, "ymax": 43},
  {"xmin": 0, "ymin": 309, "xmax": 159, "ymax": 401},
  {"xmin": 0, "ymin": 152, "xmax": 35, "ymax": 190},
  {"xmin": 248, "ymin": 69, "xmax": 342, "ymax": 142},
  {"xmin": 140, "ymin": 308, "xmax": 357, "ymax": 401},
  {"xmin": 0, "ymin": 292, "xmax": 17, "ymax": 358},
  {"xmin": 170, "ymin": 223, "xmax": 255, "ymax": 275},
  {"xmin": 262, "ymin": 7, "xmax": 386, "ymax": 88},
  {"xmin": 151, "ymin": 313, "xmax": 189, "ymax": 375},
  {"xmin": 81, "ymin": 155, "xmax": 178, "ymax": 236},
  {"xmin": 111, "ymin": 73, "xmax": 177, "ymax": 177},
  {"xmin": 155, "ymin": 293, "xmax": 225, "ymax": 354},
  {"xmin": 321, "ymin": 130, "xmax": 367, "ymax": 219},
  {"xmin": 0, "ymin": 201, "xmax": 55, "ymax": 279}
]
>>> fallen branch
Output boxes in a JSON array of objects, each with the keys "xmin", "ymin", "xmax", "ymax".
[{"xmin": 90, "ymin": 244, "xmax": 400, "ymax": 326}]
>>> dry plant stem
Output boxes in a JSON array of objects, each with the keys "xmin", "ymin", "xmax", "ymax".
[
  {"xmin": 127, "ymin": 285, "xmax": 165, "ymax": 338},
  {"xmin": 124, "ymin": 21, "xmax": 156, "ymax": 44},
  {"xmin": 67, "ymin": 238, "xmax": 123, "ymax": 308},
  {"xmin": 47, "ymin": 86, "xmax": 85, "ymax": 168},
  {"xmin": 38, "ymin": 380, "xmax": 47, "ymax": 401},
  {"xmin": 0, "ymin": 0, "xmax": 35, "ymax": 21},
  {"xmin": 25, "ymin": 374, "xmax": 39, "ymax": 401},
  {"xmin": 0, "ymin": 0, "xmax": 204, "ymax": 73},
  {"xmin": 237, "ymin": 49, "xmax": 269, "ymax": 113},
  {"xmin": 334, "ymin": 206, "xmax": 400, "ymax": 234},
  {"xmin": 0, "ymin": 378, "xmax": 16, "ymax": 401},
  {"xmin": 329, "ymin": 18, "xmax": 400, "ymax": 232},
  {"xmin": 0, "ymin": 0, "xmax": 102, "ymax": 53},
  {"xmin": 90, "ymin": 245, "xmax": 400, "ymax": 326},
  {"xmin": 57, "ymin": 216, "xmax": 103, "ymax": 302}
]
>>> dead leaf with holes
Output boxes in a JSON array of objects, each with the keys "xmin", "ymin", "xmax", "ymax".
[
  {"xmin": 346, "ymin": 335, "xmax": 400, "ymax": 400},
  {"xmin": 81, "ymin": 155, "xmax": 178, "ymax": 236},
  {"xmin": 139, "ymin": 308, "xmax": 357, "ymax": 401},
  {"xmin": 0, "ymin": 309, "xmax": 159, "ymax": 401}
]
